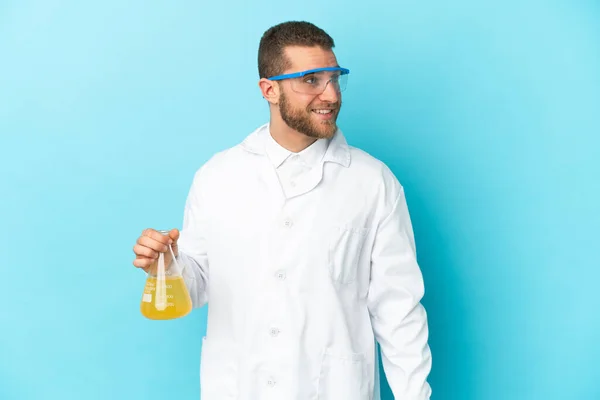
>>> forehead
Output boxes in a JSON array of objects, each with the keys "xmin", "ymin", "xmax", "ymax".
[{"xmin": 283, "ymin": 46, "xmax": 338, "ymax": 73}]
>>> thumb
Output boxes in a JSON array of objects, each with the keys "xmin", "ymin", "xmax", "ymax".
[
  {"xmin": 167, "ymin": 228, "xmax": 180, "ymax": 257},
  {"xmin": 168, "ymin": 228, "xmax": 180, "ymax": 246}
]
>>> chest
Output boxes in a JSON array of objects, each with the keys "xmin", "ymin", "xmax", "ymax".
[
  {"xmin": 209, "ymin": 160, "xmax": 373, "ymax": 236},
  {"xmin": 203, "ymin": 160, "xmax": 378, "ymax": 288}
]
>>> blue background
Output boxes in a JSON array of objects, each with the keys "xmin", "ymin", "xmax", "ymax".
[{"xmin": 1, "ymin": 1, "xmax": 599, "ymax": 399}]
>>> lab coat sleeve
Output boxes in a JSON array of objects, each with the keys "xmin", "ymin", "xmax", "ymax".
[
  {"xmin": 367, "ymin": 186, "xmax": 432, "ymax": 399},
  {"xmin": 177, "ymin": 168, "xmax": 210, "ymax": 309}
]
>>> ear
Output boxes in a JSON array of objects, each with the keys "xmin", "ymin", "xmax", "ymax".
[{"xmin": 258, "ymin": 78, "xmax": 280, "ymax": 105}]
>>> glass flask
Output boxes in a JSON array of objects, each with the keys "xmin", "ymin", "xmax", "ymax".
[{"xmin": 140, "ymin": 230, "xmax": 192, "ymax": 320}]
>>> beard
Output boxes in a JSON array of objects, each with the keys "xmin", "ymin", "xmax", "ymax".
[{"xmin": 279, "ymin": 91, "xmax": 340, "ymax": 139}]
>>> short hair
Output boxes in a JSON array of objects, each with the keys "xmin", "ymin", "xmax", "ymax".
[{"xmin": 258, "ymin": 21, "xmax": 335, "ymax": 79}]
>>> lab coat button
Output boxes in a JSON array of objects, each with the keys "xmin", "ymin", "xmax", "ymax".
[
  {"xmin": 275, "ymin": 270, "xmax": 286, "ymax": 280},
  {"xmin": 269, "ymin": 327, "xmax": 280, "ymax": 337},
  {"xmin": 267, "ymin": 378, "xmax": 276, "ymax": 387},
  {"xmin": 290, "ymin": 181, "xmax": 296, "ymax": 187},
  {"xmin": 283, "ymin": 218, "xmax": 293, "ymax": 228}
]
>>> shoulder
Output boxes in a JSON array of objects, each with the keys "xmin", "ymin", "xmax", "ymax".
[
  {"xmin": 192, "ymin": 123, "xmax": 267, "ymax": 180},
  {"xmin": 342, "ymin": 144, "xmax": 410, "ymax": 224},
  {"xmin": 347, "ymin": 145, "xmax": 403, "ymax": 195},
  {"xmin": 188, "ymin": 145, "xmax": 239, "ymax": 188}
]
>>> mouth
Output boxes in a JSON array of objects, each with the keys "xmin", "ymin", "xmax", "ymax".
[{"xmin": 311, "ymin": 108, "xmax": 336, "ymax": 120}]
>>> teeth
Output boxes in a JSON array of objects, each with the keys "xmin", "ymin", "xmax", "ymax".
[{"xmin": 313, "ymin": 109, "xmax": 332, "ymax": 114}]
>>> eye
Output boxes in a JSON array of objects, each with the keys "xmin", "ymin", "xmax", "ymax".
[{"xmin": 303, "ymin": 75, "xmax": 317, "ymax": 84}]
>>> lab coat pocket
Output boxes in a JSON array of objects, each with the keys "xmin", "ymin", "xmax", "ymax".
[
  {"xmin": 329, "ymin": 225, "xmax": 368, "ymax": 284},
  {"xmin": 317, "ymin": 349, "xmax": 369, "ymax": 400},
  {"xmin": 200, "ymin": 336, "xmax": 238, "ymax": 399}
]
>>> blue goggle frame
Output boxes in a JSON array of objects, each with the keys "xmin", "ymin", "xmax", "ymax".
[{"xmin": 268, "ymin": 66, "xmax": 350, "ymax": 81}]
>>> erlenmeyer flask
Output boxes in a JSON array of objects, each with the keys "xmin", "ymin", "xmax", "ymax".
[{"xmin": 140, "ymin": 230, "xmax": 192, "ymax": 320}]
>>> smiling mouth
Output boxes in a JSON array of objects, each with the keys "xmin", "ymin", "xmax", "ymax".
[{"xmin": 312, "ymin": 109, "xmax": 335, "ymax": 114}]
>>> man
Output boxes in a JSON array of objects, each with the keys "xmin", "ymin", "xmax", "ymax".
[{"xmin": 133, "ymin": 21, "xmax": 432, "ymax": 400}]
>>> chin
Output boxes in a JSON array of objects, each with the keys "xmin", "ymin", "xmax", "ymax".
[
  {"xmin": 312, "ymin": 128, "xmax": 336, "ymax": 139},
  {"xmin": 323, "ymin": 129, "xmax": 337, "ymax": 139},
  {"xmin": 318, "ymin": 123, "xmax": 338, "ymax": 138}
]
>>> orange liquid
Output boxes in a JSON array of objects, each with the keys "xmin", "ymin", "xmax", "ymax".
[{"xmin": 140, "ymin": 276, "xmax": 192, "ymax": 320}]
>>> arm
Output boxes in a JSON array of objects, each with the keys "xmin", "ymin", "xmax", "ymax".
[
  {"xmin": 177, "ymin": 168, "xmax": 210, "ymax": 308},
  {"xmin": 367, "ymin": 185, "xmax": 432, "ymax": 399}
]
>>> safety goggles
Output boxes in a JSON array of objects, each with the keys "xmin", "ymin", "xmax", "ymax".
[{"xmin": 268, "ymin": 66, "xmax": 350, "ymax": 95}]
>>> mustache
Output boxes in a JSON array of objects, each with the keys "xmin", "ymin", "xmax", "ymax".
[{"xmin": 309, "ymin": 103, "xmax": 340, "ymax": 110}]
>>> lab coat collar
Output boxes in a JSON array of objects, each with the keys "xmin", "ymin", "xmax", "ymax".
[
  {"xmin": 240, "ymin": 123, "xmax": 351, "ymax": 167},
  {"xmin": 264, "ymin": 127, "xmax": 329, "ymax": 170},
  {"xmin": 264, "ymin": 130, "xmax": 293, "ymax": 169}
]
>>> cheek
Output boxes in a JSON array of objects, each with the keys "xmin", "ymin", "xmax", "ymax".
[
  {"xmin": 287, "ymin": 98, "xmax": 310, "ymax": 112},
  {"xmin": 284, "ymin": 91, "xmax": 318, "ymax": 114},
  {"xmin": 304, "ymin": 96, "xmax": 321, "ymax": 110}
]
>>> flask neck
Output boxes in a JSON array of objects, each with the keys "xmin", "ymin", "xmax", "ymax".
[{"xmin": 146, "ymin": 242, "xmax": 182, "ymax": 277}]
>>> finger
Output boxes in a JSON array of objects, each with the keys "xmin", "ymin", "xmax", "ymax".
[
  {"xmin": 133, "ymin": 256, "xmax": 154, "ymax": 269},
  {"xmin": 142, "ymin": 228, "xmax": 172, "ymax": 245},
  {"xmin": 137, "ymin": 235, "xmax": 169, "ymax": 252},
  {"xmin": 133, "ymin": 244, "xmax": 159, "ymax": 259}
]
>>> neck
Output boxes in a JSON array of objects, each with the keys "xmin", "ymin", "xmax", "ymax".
[{"xmin": 269, "ymin": 114, "xmax": 317, "ymax": 153}]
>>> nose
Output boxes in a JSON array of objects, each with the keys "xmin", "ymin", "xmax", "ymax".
[{"xmin": 319, "ymin": 80, "xmax": 340, "ymax": 103}]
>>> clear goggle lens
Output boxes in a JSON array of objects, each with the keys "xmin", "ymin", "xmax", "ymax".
[{"xmin": 288, "ymin": 70, "xmax": 348, "ymax": 95}]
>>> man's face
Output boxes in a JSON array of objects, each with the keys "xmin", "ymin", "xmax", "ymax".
[{"xmin": 277, "ymin": 46, "xmax": 342, "ymax": 139}]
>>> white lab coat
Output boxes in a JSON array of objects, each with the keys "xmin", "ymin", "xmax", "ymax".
[{"xmin": 177, "ymin": 123, "xmax": 432, "ymax": 400}]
